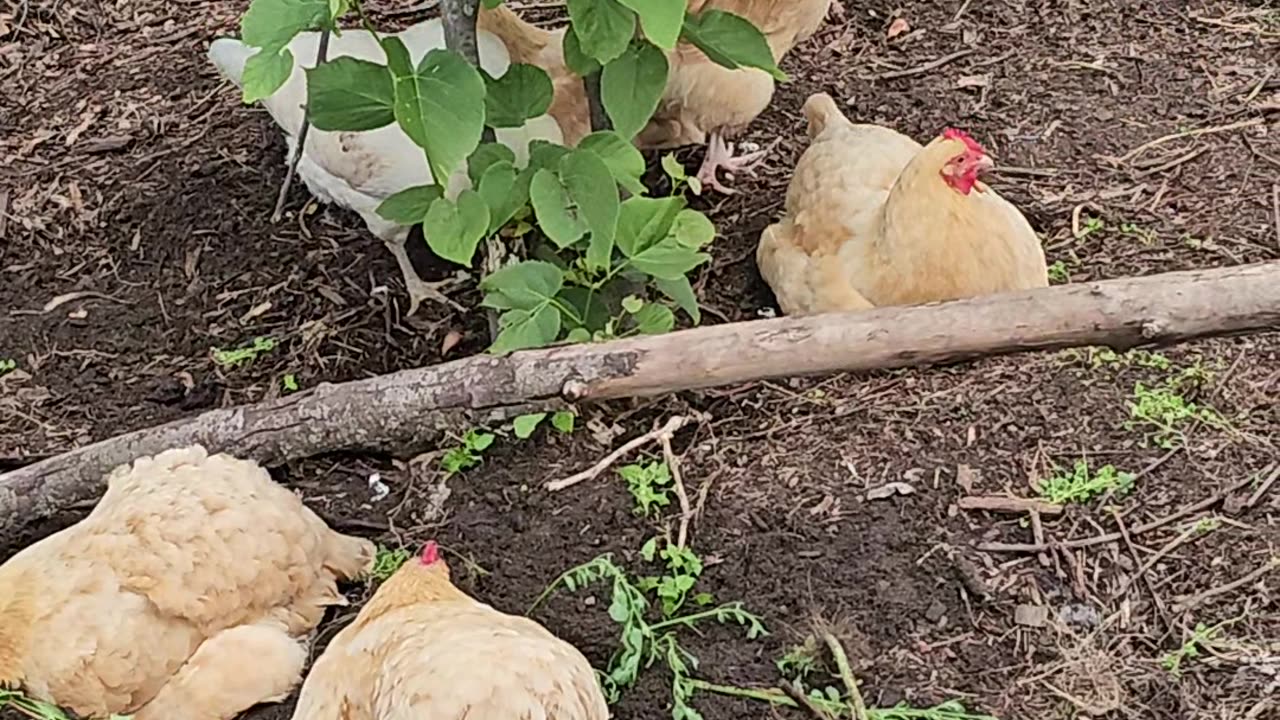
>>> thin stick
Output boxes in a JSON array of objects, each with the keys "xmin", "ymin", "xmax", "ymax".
[
  {"xmin": 660, "ymin": 431, "xmax": 693, "ymax": 548},
  {"xmin": 1272, "ymin": 183, "xmax": 1279, "ymax": 252},
  {"xmin": 957, "ymin": 496, "xmax": 1065, "ymax": 516},
  {"xmin": 862, "ymin": 48, "xmax": 974, "ymax": 81},
  {"xmin": 1109, "ymin": 118, "xmax": 1263, "ymax": 165},
  {"xmin": 822, "ymin": 632, "xmax": 869, "ymax": 720},
  {"xmin": 1115, "ymin": 520, "xmax": 1206, "ymax": 598},
  {"xmin": 781, "ymin": 680, "xmax": 836, "ymax": 720},
  {"xmin": 1245, "ymin": 463, "xmax": 1279, "ymax": 509},
  {"xmin": 546, "ymin": 416, "xmax": 689, "ymax": 491},
  {"xmin": 1111, "ymin": 508, "xmax": 1174, "ymax": 634},
  {"xmin": 977, "ymin": 473, "xmax": 1258, "ymax": 553},
  {"xmin": 273, "ymin": 28, "xmax": 331, "ymax": 223},
  {"xmin": 1173, "ymin": 557, "xmax": 1280, "ymax": 613}
]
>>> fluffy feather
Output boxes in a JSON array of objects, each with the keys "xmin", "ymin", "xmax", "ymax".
[
  {"xmin": 291, "ymin": 543, "xmax": 608, "ymax": 720},
  {"xmin": 757, "ymin": 93, "xmax": 1049, "ymax": 315},
  {"xmin": 0, "ymin": 446, "xmax": 375, "ymax": 719}
]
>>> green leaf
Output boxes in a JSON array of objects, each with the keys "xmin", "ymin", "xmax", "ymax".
[
  {"xmin": 562, "ymin": 29, "xmax": 602, "ymax": 76},
  {"xmin": 305, "ymin": 57, "xmax": 396, "ymax": 131},
  {"xmin": 681, "ymin": 9, "xmax": 787, "ymax": 81},
  {"xmin": 661, "ymin": 153, "xmax": 688, "ymax": 181},
  {"xmin": 527, "ymin": 140, "xmax": 572, "ymax": 171},
  {"xmin": 423, "ymin": 190, "xmax": 490, "ymax": 266},
  {"xmin": 632, "ymin": 303, "xmax": 675, "ymax": 334},
  {"xmin": 484, "ymin": 64, "xmax": 555, "ymax": 128},
  {"xmin": 480, "ymin": 260, "xmax": 565, "ymax": 312},
  {"xmin": 566, "ymin": 327, "xmax": 592, "ymax": 343},
  {"xmin": 241, "ymin": 0, "xmax": 330, "ymax": 49},
  {"xmin": 566, "ymin": 0, "xmax": 636, "ymax": 64},
  {"xmin": 513, "ymin": 412, "xmax": 547, "ymax": 439},
  {"xmin": 655, "ymin": 276, "xmax": 701, "ymax": 323},
  {"xmin": 671, "ymin": 209, "xmax": 716, "ymax": 248},
  {"xmin": 390, "ymin": 46, "xmax": 487, "ymax": 183},
  {"xmin": 376, "ymin": 184, "xmax": 443, "ymax": 224},
  {"xmin": 617, "ymin": 197, "xmax": 683, "ymax": 257},
  {"xmin": 631, "ymin": 240, "xmax": 710, "ymax": 280},
  {"xmin": 559, "ymin": 150, "xmax": 620, "ymax": 271},
  {"xmin": 490, "ymin": 305, "xmax": 562, "ymax": 355},
  {"xmin": 529, "ymin": 169, "xmax": 587, "ymax": 248},
  {"xmin": 601, "ymin": 41, "xmax": 669, "ymax": 140},
  {"xmin": 482, "ymin": 0, "xmax": 504, "ymax": 7},
  {"xmin": 615, "ymin": 0, "xmax": 685, "ymax": 50},
  {"xmin": 380, "ymin": 35, "xmax": 413, "ymax": 77},
  {"xmin": 242, "ymin": 48, "xmax": 295, "ymax": 103},
  {"xmin": 640, "ymin": 536, "xmax": 658, "ymax": 561},
  {"xmin": 578, "ymin": 131, "xmax": 647, "ymax": 196},
  {"xmin": 552, "ymin": 410, "xmax": 575, "ymax": 433},
  {"xmin": 468, "ymin": 142, "xmax": 517, "ymax": 184},
  {"xmin": 477, "ymin": 161, "xmax": 527, "ymax": 234}
]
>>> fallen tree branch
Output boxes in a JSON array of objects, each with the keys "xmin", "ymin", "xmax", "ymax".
[{"xmin": 3, "ymin": 263, "xmax": 1280, "ymax": 546}]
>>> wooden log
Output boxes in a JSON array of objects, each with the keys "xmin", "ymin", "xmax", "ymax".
[{"xmin": 3, "ymin": 262, "xmax": 1279, "ymax": 547}]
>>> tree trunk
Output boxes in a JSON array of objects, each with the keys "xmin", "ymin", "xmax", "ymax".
[{"xmin": 3, "ymin": 262, "xmax": 1279, "ymax": 547}]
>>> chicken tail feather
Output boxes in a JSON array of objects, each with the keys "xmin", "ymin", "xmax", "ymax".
[
  {"xmin": 802, "ymin": 92, "xmax": 846, "ymax": 140},
  {"xmin": 207, "ymin": 38, "xmax": 257, "ymax": 88}
]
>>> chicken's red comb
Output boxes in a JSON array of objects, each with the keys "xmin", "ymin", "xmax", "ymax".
[
  {"xmin": 942, "ymin": 128, "xmax": 985, "ymax": 154},
  {"xmin": 420, "ymin": 541, "xmax": 440, "ymax": 565}
]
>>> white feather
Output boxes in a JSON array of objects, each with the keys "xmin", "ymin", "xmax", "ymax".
[{"xmin": 208, "ymin": 20, "xmax": 564, "ymax": 243}]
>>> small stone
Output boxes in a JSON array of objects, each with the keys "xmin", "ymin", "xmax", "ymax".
[
  {"xmin": 1014, "ymin": 604, "xmax": 1049, "ymax": 627},
  {"xmin": 924, "ymin": 599, "xmax": 947, "ymax": 623}
]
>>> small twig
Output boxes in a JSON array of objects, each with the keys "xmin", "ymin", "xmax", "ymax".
[
  {"xmin": 1271, "ymin": 183, "xmax": 1279, "ymax": 252},
  {"xmin": 862, "ymin": 48, "xmax": 974, "ymax": 81},
  {"xmin": 1173, "ymin": 557, "xmax": 1280, "ymax": 613},
  {"xmin": 1111, "ymin": 508, "xmax": 1174, "ymax": 634},
  {"xmin": 977, "ymin": 473, "xmax": 1258, "ymax": 553},
  {"xmin": 546, "ymin": 416, "xmax": 690, "ymax": 491},
  {"xmin": 273, "ymin": 27, "xmax": 331, "ymax": 223},
  {"xmin": 822, "ymin": 632, "xmax": 868, "ymax": 720},
  {"xmin": 1108, "ymin": 117, "xmax": 1263, "ymax": 165},
  {"xmin": 1245, "ymin": 464, "xmax": 1279, "ymax": 509},
  {"xmin": 1115, "ymin": 520, "xmax": 1205, "ymax": 598},
  {"xmin": 957, "ymin": 495, "xmax": 1064, "ymax": 515},
  {"xmin": 660, "ymin": 431, "xmax": 693, "ymax": 548},
  {"xmin": 781, "ymin": 680, "xmax": 835, "ymax": 720}
]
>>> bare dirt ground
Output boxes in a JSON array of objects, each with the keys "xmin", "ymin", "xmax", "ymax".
[{"xmin": 2, "ymin": 1, "xmax": 1279, "ymax": 719}]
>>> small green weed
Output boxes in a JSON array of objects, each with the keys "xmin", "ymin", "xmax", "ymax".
[
  {"xmin": 1161, "ymin": 621, "xmax": 1223, "ymax": 676},
  {"xmin": 1038, "ymin": 460, "xmax": 1135, "ymax": 505},
  {"xmin": 1076, "ymin": 215, "xmax": 1105, "ymax": 238},
  {"xmin": 638, "ymin": 537, "xmax": 712, "ymax": 617},
  {"xmin": 0, "ymin": 358, "xmax": 16, "ymax": 376},
  {"xmin": 1119, "ymin": 222, "xmax": 1157, "ymax": 245},
  {"xmin": 1126, "ymin": 381, "xmax": 1225, "ymax": 448},
  {"xmin": 440, "ymin": 428, "xmax": 495, "ymax": 476},
  {"xmin": 512, "ymin": 410, "xmax": 576, "ymax": 439},
  {"xmin": 1046, "ymin": 260, "xmax": 1070, "ymax": 283},
  {"xmin": 1082, "ymin": 347, "xmax": 1172, "ymax": 370},
  {"xmin": 281, "ymin": 373, "xmax": 299, "ymax": 393},
  {"xmin": 211, "ymin": 336, "xmax": 276, "ymax": 369},
  {"xmin": 688, "ymin": 680, "xmax": 997, "ymax": 720},
  {"xmin": 533, "ymin": 552, "xmax": 766, "ymax": 719},
  {"xmin": 775, "ymin": 637, "xmax": 822, "ymax": 680},
  {"xmin": 618, "ymin": 460, "xmax": 673, "ymax": 517},
  {"xmin": 369, "ymin": 545, "xmax": 410, "ymax": 583}
]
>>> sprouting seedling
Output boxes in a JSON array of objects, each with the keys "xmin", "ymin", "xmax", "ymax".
[
  {"xmin": 1046, "ymin": 260, "xmax": 1070, "ymax": 283},
  {"xmin": 1037, "ymin": 460, "xmax": 1135, "ymax": 505},
  {"xmin": 211, "ymin": 336, "xmax": 276, "ymax": 369},
  {"xmin": 1125, "ymin": 381, "xmax": 1226, "ymax": 448},
  {"xmin": 618, "ymin": 461, "xmax": 673, "ymax": 517},
  {"xmin": 662, "ymin": 153, "xmax": 703, "ymax": 196},
  {"xmin": 369, "ymin": 545, "xmax": 410, "ymax": 583},
  {"xmin": 776, "ymin": 637, "xmax": 822, "ymax": 680},
  {"xmin": 440, "ymin": 428, "xmax": 495, "ymax": 476},
  {"xmin": 1161, "ymin": 622, "xmax": 1222, "ymax": 676},
  {"xmin": 0, "ymin": 358, "xmax": 16, "ymax": 376},
  {"xmin": 512, "ymin": 410, "xmax": 576, "ymax": 439},
  {"xmin": 281, "ymin": 373, "xmax": 300, "ymax": 393}
]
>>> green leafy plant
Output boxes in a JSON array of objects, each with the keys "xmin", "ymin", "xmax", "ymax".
[
  {"xmin": 512, "ymin": 409, "xmax": 577, "ymax": 439},
  {"xmin": 776, "ymin": 638, "xmax": 822, "ymax": 680},
  {"xmin": 1037, "ymin": 460, "xmax": 1135, "ymax": 505},
  {"xmin": 211, "ymin": 336, "xmax": 276, "ymax": 369},
  {"xmin": 370, "ymin": 544, "xmax": 411, "ymax": 582},
  {"xmin": 281, "ymin": 373, "xmax": 300, "ymax": 393},
  {"xmin": 0, "ymin": 358, "xmax": 16, "ymax": 376},
  {"xmin": 440, "ymin": 428, "xmax": 496, "ymax": 475},
  {"xmin": 1046, "ymin": 260, "xmax": 1070, "ymax": 283},
  {"xmin": 638, "ymin": 536, "xmax": 712, "ymax": 617},
  {"xmin": 532, "ymin": 552, "xmax": 766, "ymax": 719},
  {"xmin": 235, "ymin": 0, "xmax": 782, "ymax": 355},
  {"xmin": 1126, "ymin": 380, "xmax": 1225, "ymax": 448},
  {"xmin": 1076, "ymin": 215, "xmax": 1104, "ymax": 238},
  {"xmin": 1082, "ymin": 347, "xmax": 1172, "ymax": 370},
  {"xmin": 618, "ymin": 460, "xmax": 673, "ymax": 517},
  {"xmin": 1161, "ymin": 621, "xmax": 1224, "ymax": 677}
]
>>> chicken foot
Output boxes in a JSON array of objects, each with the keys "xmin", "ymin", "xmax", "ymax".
[
  {"xmin": 384, "ymin": 238, "xmax": 466, "ymax": 316},
  {"xmin": 695, "ymin": 133, "xmax": 779, "ymax": 195},
  {"xmin": 132, "ymin": 620, "xmax": 308, "ymax": 720}
]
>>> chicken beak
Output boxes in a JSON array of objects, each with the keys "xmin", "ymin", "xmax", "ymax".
[{"xmin": 974, "ymin": 155, "xmax": 995, "ymax": 177}]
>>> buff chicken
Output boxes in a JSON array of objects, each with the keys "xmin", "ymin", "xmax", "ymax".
[
  {"xmin": 290, "ymin": 541, "xmax": 608, "ymax": 720},
  {"xmin": 757, "ymin": 93, "xmax": 1049, "ymax": 315},
  {"xmin": 0, "ymin": 446, "xmax": 375, "ymax": 720},
  {"xmin": 638, "ymin": 0, "xmax": 836, "ymax": 194}
]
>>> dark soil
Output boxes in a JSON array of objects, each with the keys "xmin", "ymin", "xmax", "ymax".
[{"xmin": 3, "ymin": 1, "xmax": 1279, "ymax": 720}]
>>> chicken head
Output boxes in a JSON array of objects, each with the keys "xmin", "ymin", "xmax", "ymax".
[{"xmin": 937, "ymin": 128, "xmax": 995, "ymax": 195}]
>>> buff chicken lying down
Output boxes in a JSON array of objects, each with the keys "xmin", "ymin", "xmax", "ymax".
[
  {"xmin": 0, "ymin": 446, "xmax": 375, "ymax": 720},
  {"xmin": 291, "ymin": 541, "xmax": 608, "ymax": 720},
  {"xmin": 757, "ymin": 93, "xmax": 1049, "ymax": 315}
]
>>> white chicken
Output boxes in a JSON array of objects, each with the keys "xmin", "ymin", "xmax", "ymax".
[{"xmin": 208, "ymin": 19, "xmax": 565, "ymax": 314}]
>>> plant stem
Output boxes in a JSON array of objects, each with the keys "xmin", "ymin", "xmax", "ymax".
[
  {"xmin": 649, "ymin": 605, "xmax": 734, "ymax": 632},
  {"xmin": 584, "ymin": 71, "xmax": 610, "ymax": 132},
  {"xmin": 823, "ymin": 632, "xmax": 869, "ymax": 720},
  {"xmin": 272, "ymin": 27, "xmax": 331, "ymax": 223},
  {"xmin": 440, "ymin": 0, "xmax": 497, "ymax": 143},
  {"xmin": 686, "ymin": 679, "xmax": 798, "ymax": 708}
]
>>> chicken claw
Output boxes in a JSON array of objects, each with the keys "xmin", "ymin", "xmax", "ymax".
[
  {"xmin": 384, "ymin": 238, "xmax": 466, "ymax": 316},
  {"xmin": 696, "ymin": 133, "xmax": 779, "ymax": 195}
]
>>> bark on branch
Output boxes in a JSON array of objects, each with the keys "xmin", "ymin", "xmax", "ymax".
[{"xmin": 3, "ymin": 263, "xmax": 1279, "ymax": 547}]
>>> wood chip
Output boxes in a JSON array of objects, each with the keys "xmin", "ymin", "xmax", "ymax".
[
  {"xmin": 1014, "ymin": 604, "xmax": 1049, "ymax": 627},
  {"xmin": 957, "ymin": 495, "xmax": 1065, "ymax": 515},
  {"xmin": 867, "ymin": 481, "xmax": 916, "ymax": 500}
]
